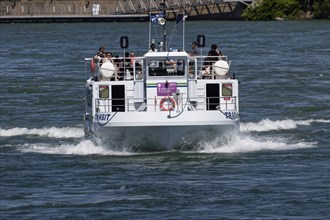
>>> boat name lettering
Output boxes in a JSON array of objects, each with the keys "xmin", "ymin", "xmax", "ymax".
[
  {"xmin": 96, "ymin": 113, "xmax": 111, "ymax": 121},
  {"xmin": 224, "ymin": 112, "xmax": 238, "ymax": 119}
]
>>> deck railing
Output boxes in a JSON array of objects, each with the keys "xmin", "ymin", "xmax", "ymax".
[
  {"xmin": 95, "ymin": 96, "xmax": 237, "ymax": 113},
  {"xmin": 190, "ymin": 55, "xmax": 230, "ymax": 79},
  {"xmin": 85, "ymin": 55, "xmax": 231, "ymax": 81}
]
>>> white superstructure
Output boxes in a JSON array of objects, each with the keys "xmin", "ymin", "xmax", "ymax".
[{"xmin": 83, "ymin": 10, "xmax": 239, "ymax": 150}]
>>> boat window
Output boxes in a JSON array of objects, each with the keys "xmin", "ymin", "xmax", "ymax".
[
  {"xmin": 134, "ymin": 60, "xmax": 144, "ymax": 80},
  {"xmin": 222, "ymin": 83, "xmax": 232, "ymax": 96},
  {"xmin": 188, "ymin": 59, "xmax": 197, "ymax": 79},
  {"xmin": 99, "ymin": 85, "xmax": 109, "ymax": 98},
  {"xmin": 148, "ymin": 59, "xmax": 185, "ymax": 76}
]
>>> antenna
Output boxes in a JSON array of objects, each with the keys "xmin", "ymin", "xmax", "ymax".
[
  {"xmin": 161, "ymin": 0, "xmax": 166, "ymax": 51},
  {"xmin": 148, "ymin": 0, "xmax": 152, "ymax": 49}
]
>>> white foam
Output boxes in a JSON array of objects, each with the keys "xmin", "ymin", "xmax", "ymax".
[
  {"xmin": 198, "ymin": 134, "xmax": 316, "ymax": 154},
  {"xmin": 0, "ymin": 127, "xmax": 84, "ymax": 138},
  {"xmin": 21, "ymin": 133, "xmax": 317, "ymax": 156},
  {"xmin": 21, "ymin": 140, "xmax": 134, "ymax": 156},
  {"xmin": 240, "ymin": 119, "xmax": 330, "ymax": 132},
  {"xmin": 8, "ymin": 118, "xmax": 327, "ymax": 155},
  {"xmin": 2, "ymin": 119, "xmax": 327, "ymax": 138}
]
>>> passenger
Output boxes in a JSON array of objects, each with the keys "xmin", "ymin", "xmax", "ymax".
[
  {"xmin": 166, "ymin": 59, "xmax": 176, "ymax": 74},
  {"xmin": 113, "ymin": 55, "xmax": 122, "ymax": 69},
  {"xmin": 189, "ymin": 41, "xmax": 198, "ymax": 56},
  {"xmin": 113, "ymin": 55, "xmax": 123, "ymax": 80},
  {"xmin": 102, "ymin": 52, "xmax": 118, "ymax": 81},
  {"xmin": 129, "ymin": 52, "xmax": 135, "ymax": 64},
  {"xmin": 95, "ymin": 47, "xmax": 105, "ymax": 58},
  {"xmin": 94, "ymin": 47, "xmax": 106, "ymax": 67},
  {"xmin": 149, "ymin": 43, "xmax": 157, "ymax": 52},
  {"xmin": 123, "ymin": 52, "xmax": 133, "ymax": 69},
  {"xmin": 119, "ymin": 52, "xmax": 133, "ymax": 80},
  {"xmin": 103, "ymin": 52, "xmax": 114, "ymax": 64},
  {"xmin": 204, "ymin": 44, "xmax": 223, "ymax": 69},
  {"xmin": 202, "ymin": 66, "xmax": 211, "ymax": 79},
  {"xmin": 207, "ymin": 43, "xmax": 223, "ymax": 58},
  {"xmin": 166, "ymin": 59, "xmax": 176, "ymax": 66}
]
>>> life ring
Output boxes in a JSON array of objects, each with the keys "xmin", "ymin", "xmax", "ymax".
[
  {"xmin": 90, "ymin": 59, "xmax": 95, "ymax": 73},
  {"xmin": 159, "ymin": 97, "xmax": 176, "ymax": 111}
]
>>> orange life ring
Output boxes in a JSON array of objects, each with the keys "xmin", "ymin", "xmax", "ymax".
[
  {"xmin": 159, "ymin": 97, "xmax": 176, "ymax": 111},
  {"xmin": 90, "ymin": 59, "xmax": 95, "ymax": 73}
]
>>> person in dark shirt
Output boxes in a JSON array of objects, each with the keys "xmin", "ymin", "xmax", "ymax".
[
  {"xmin": 208, "ymin": 44, "xmax": 223, "ymax": 57},
  {"xmin": 205, "ymin": 43, "xmax": 223, "ymax": 64},
  {"xmin": 203, "ymin": 44, "xmax": 224, "ymax": 78}
]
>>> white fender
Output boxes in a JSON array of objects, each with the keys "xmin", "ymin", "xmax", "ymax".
[
  {"xmin": 214, "ymin": 60, "xmax": 229, "ymax": 76},
  {"xmin": 100, "ymin": 61, "xmax": 115, "ymax": 78}
]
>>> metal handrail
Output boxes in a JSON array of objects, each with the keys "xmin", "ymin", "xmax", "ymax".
[
  {"xmin": 95, "ymin": 96, "xmax": 237, "ymax": 113},
  {"xmin": 85, "ymin": 55, "xmax": 231, "ymax": 81}
]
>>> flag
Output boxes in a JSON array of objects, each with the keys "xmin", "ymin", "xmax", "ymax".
[
  {"xmin": 151, "ymin": 13, "xmax": 164, "ymax": 24},
  {"xmin": 176, "ymin": 14, "xmax": 188, "ymax": 24}
]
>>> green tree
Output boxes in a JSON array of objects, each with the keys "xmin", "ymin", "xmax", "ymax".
[
  {"xmin": 312, "ymin": 0, "xmax": 330, "ymax": 18},
  {"xmin": 242, "ymin": 0, "xmax": 329, "ymax": 20}
]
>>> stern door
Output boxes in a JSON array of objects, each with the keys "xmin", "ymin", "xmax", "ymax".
[{"xmin": 206, "ymin": 83, "xmax": 220, "ymax": 111}]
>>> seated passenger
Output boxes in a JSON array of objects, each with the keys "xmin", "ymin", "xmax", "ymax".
[
  {"xmin": 166, "ymin": 59, "xmax": 176, "ymax": 74},
  {"xmin": 130, "ymin": 52, "xmax": 135, "ymax": 64},
  {"xmin": 113, "ymin": 56, "xmax": 124, "ymax": 80},
  {"xmin": 202, "ymin": 66, "xmax": 211, "ymax": 79}
]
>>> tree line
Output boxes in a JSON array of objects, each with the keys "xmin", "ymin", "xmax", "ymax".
[{"xmin": 242, "ymin": 0, "xmax": 330, "ymax": 20}]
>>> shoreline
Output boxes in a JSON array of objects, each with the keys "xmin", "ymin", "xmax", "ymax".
[{"xmin": 0, "ymin": 14, "xmax": 151, "ymax": 23}]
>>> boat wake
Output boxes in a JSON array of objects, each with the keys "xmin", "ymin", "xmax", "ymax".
[
  {"xmin": 197, "ymin": 134, "xmax": 316, "ymax": 154},
  {"xmin": 0, "ymin": 126, "xmax": 84, "ymax": 139},
  {"xmin": 19, "ymin": 133, "xmax": 316, "ymax": 156},
  {"xmin": 20, "ymin": 140, "xmax": 134, "ymax": 156},
  {"xmin": 240, "ymin": 118, "xmax": 330, "ymax": 132},
  {"xmin": 1, "ymin": 118, "xmax": 328, "ymax": 155}
]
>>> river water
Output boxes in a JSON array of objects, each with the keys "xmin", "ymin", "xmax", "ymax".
[{"xmin": 0, "ymin": 20, "xmax": 329, "ymax": 219}]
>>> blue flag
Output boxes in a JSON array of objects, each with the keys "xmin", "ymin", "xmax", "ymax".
[{"xmin": 151, "ymin": 13, "xmax": 164, "ymax": 23}]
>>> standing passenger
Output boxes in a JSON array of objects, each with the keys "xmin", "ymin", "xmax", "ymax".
[
  {"xmin": 205, "ymin": 44, "xmax": 223, "ymax": 66},
  {"xmin": 149, "ymin": 43, "xmax": 157, "ymax": 52},
  {"xmin": 208, "ymin": 44, "xmax": 223, "ymax": 57},
  {"xmin": 95, "ymin": 47, "xmax": 105, "ymax": 58},
  {"xmin": 189, "ymin": 41, "xmax": 198, "ymax": 56}
]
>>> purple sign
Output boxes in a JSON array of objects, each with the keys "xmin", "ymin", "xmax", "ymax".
[{"xmin": 157, "ymin": 82, "xmax": 177, "ymax": 96}]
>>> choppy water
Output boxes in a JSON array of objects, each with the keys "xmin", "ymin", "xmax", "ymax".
[{"xmin": 0, "ymin": 20, "xmax": 329, "ymax": 219}]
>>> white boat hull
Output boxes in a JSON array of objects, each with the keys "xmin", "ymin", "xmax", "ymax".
[{"xmin": 88, "ymin": 111, "xmax": 239, "ymax": 150}]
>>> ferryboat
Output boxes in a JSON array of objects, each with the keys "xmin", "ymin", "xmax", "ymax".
[{"xmin": 83, "ymin": 8, "xmax": 239, "ymax": 150}]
